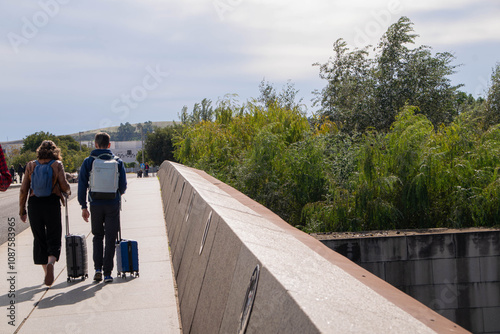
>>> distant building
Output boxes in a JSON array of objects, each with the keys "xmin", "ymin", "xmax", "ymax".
[
  {"xmin": 0, "ymin": 141, "xmax": 23, "ymax": 157},
  {"xmin": 111, "ymin": 141, "xmax": 142, "ymax": 164}
]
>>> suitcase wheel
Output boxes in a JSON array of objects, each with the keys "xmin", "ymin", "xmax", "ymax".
[{"xmin": 67, "ymin": 277, "xmax": 71, "ymax": 283}]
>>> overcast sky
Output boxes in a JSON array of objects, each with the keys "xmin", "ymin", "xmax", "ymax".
[{"xmin": 1, "ymin": 0, "xmax": 499, "ymax": 142}]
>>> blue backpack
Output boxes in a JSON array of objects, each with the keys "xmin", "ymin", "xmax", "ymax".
[{"xmin": 31, "ymin": 160, "xmax": 55, "ymax": 197}]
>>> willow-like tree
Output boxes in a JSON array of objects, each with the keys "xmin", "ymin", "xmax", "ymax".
[
  {"xmin": 483, "ymin": 63, "xmax": 500, "ymax": 127},
  {"xmin": 314, "ymin": 16, "xmax": 461, "ymax": 133}
]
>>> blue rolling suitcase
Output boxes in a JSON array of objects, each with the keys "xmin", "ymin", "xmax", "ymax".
[{"xmin": 116, "ymin": 227, "xmax": 139, "ymax": 278}]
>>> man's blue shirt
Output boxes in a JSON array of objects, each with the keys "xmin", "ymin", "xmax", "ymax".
[{"xmin": 78, "ymin": 149, "xmax": 127, "ymax": 209}]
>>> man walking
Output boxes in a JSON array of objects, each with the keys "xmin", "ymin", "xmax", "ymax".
[
  {"xmin": 17, "ymin": 163, "xmax": 25, "ymax": 183},
  {"xmin": 78, "ymin": 132, "xmax": 127, "ymax": 283},
  {"xmin": 9, "ymin": 165, "xmax": 16, "ymax": 183}
]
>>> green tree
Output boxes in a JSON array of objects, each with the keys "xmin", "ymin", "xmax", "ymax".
[
  {"xmin": 180, "ymin": 99, "xmax": 215, "ymax": 125},
  {"xmin": 236, "ymin": 128, "xmax": 288, "ymax": 218},
  {"xmin": 258, "ymin": 80, "xmax": 304, "ymax": 111},
  {"xmin": 18, "ymin": 131, "xmax": 90, "ymax": 172},
  {"xmin": 280, "ymin": 136, "xmax": 328, "ymax": 225},
  {"xmin": 63, "ymin": 148, "xmax": 91, "ymax": 172},
  {"xmin": 257, "ymin": 80, "xmax": 278, "ymax": 108},
  {"xmin": 376, "ymin": 17, "xmax": 460, "ymax": 128},
  {"xmin": 10, "ymin": 151, "xmax": 37, "ymax": 168},
  {"xmin": 301, "ymin": 130, "xmax": 360, "ymax": 232},
  {"xmin": 354, "ymin": 130, "xmax": 400, "ymax": 230},
  {"xmin": 199, "ymin": 98, "xmax": 214, "ymax": 122},
  {"xmin": 314, "ymin": 16, "xmax": 461, "ymax": 133},
  {"xmin": 136, "ymin": 149, "xmax": 147, "ymax": 164},
  {"xmin": 179, "ymin": 105, "xmax": 189, "ymax": 124},
  {"xmin": 144, "ymin": 124, "xmax": 183, "ymax": 165},
  {"xmin": 116, "ymin": 122, "xmax": 136, "ymax": 141},
  {"xmin": 58, "ymin": 135, "xmax": 81, "ymax": 151},
  {"xmin": 454, "ymin": 91, "xmax": 479, "ymax": 115},
  {"xmin": 21, "ymin": 131, "xmax": 58, "ymax": 153},
  {"xmin": 124, "ymin": 162, "xmax": 137, "ymax": 168},
  {"xmin": 313, "ymin": 39, "xmax": 374, "ymax": 133},
  {"xmin": 483, "ymin": 63, "xmax": 500, "ymax": 127},
  {"xmin": 141, "ymin": 121, "xmax": 155, "ymax": 134},
  {"xmin": 384, "ymin": 106, "xmax": 434, "ymax": 227}
]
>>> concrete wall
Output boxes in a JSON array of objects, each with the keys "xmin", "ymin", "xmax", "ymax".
[
  {"xmin": 322, "ymin": 232, "xmax": 500, "ymax": 334},
  {"xmin": 158, "ymin": 161, "xmax": 468, "ymax": 334}
]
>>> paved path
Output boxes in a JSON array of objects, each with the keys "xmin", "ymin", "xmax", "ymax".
[{"xmin": 0, "ymin": 175, "xmax": 181, "ymax": 334}]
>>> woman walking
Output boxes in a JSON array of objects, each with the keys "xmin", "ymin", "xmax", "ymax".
[{"xmin": 19, "ymin": 140, "xmax": 71, "ymax": 286}]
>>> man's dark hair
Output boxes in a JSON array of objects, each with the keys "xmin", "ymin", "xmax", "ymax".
[{"xmin": 95, "ymin": 132, "xmax": 111, "ymax": 149}]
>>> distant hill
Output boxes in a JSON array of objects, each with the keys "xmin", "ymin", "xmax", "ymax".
[
  {"xmin": 67, "ymin": 121, "xmax": 175, "ymax": 141},
  {"xmin": 0, "ymin": 121, "xmax": 175, "ymax": 145},
  {"xmin": 0, "ymin": 139, "xmax": 23, "ymax": 145}
]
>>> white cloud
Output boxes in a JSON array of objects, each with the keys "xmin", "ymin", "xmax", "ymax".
[
  {"xmin": 403, "ymin": 0, "xmax": 478, "ymax": 12},
  {"xmin": 416, "ymin": 14, "xmax": 500, "ymax": 46}
]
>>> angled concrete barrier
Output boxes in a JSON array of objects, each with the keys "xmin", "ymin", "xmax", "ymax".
[{"xmin": 158, "ymin": 161, "xmax": 468, "ymax": 333}]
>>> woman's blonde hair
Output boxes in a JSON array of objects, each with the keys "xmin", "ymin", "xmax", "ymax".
[{"xmin": 36, "ymin": 140, "xmax": 62, "ymax": 160}]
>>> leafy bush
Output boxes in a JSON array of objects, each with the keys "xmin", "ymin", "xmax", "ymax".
[{"xmin": 171, "ymin": 18, "xmax": 500, "ymax": 233}]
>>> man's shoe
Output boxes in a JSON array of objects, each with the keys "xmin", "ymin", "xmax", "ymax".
[
  {"xmin": 93, "ymin": 270, "xmax": 103, "ymax": 282},
  {"xmin": 104, "ymin": 275, "xmax": 113, "ymax": 283}
]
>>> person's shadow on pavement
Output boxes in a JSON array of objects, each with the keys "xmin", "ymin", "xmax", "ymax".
[
  {"xmin": 37, "ymin": 281, "xmax": 105, "ymax": 309},
  {"xmin": 0, "ymin": 283, "xmax": 47, "ymax": 307}
]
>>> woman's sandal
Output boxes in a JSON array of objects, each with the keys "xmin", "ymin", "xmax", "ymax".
[{"xmin": 45, "ymin": 262, "xmax": 55, "ymax": 286}]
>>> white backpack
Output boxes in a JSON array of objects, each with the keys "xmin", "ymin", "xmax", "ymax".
[{"xmin": 89, "ymin": 153, "xmax": 119, "ymax": 199}]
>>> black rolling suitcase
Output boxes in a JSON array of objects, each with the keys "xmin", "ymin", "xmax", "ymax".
[
  {"xmin": 64, "ymin": 195, "xmax": 88, "ymax": 282},
  {"xmin": 115, "ymin": 225, "xmax": 139, "ymax": 278}
]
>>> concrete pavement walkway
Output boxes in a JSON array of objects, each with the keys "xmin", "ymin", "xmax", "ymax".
[{"xmin": 0, "ymin": 175, "xmax": 181, "ymax": 334}]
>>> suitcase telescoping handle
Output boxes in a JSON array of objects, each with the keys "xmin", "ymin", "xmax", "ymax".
[
  {"xmin": 117, "ymin": 196, "xmax": 123, "ymax": 243},
  {"xmin": 117, "ymin": 221, "xmax": 122, "ymax": 243},
  {"xmin": 64, "ymin": 193, "xmax": 70, "ymax": 236}
]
